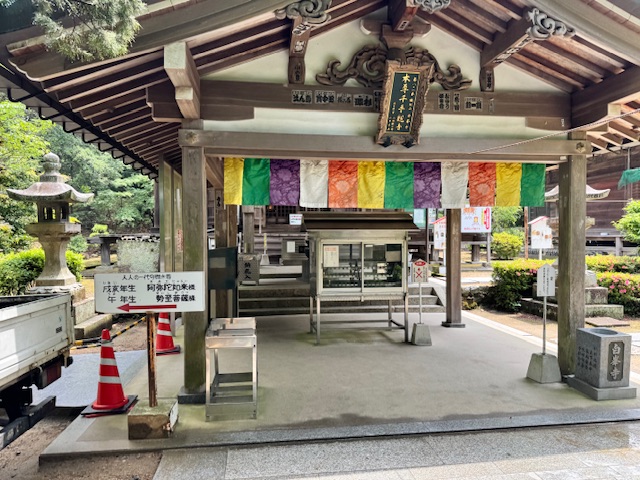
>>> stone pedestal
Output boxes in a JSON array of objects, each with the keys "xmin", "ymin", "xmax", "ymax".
[
  {"xmin": 26, "ymin": 222, "xmax": 80, "ymax": 288},
  {"xmin": 566, "ymin": 328, "xmax": 636, "ymax": 400},
  {"xmin": 527, "ymin": 353, "xmax": 561, "ymax": 383},
  {"xmin": 411, "ymin": 323, "xmax": 432, "ymax": 346},
  {"xmin": 128, "ymin": 399, "xmax": 178, "ymax": 440}
]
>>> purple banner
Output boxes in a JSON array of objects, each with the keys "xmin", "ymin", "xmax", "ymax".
[
  {"xmin": 270, "ymin": 159, "xmax": 300, "ymax": 206},
  {"xmin": 414, "ymin": 162, "xmax": 441, "ymax": 208}
]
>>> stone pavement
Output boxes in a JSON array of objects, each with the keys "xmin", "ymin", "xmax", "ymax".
[{"xmin": 153, "ymin": 421, "xmax": 640, "ymax": 479}]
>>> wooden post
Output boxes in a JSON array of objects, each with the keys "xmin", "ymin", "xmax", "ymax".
[
  {"xmin": 146, "ymin": 312, "xmax": 157, "ymax": 408},
  {"xmin": 524, "ymin": 206, "xmax": 529, "ymax": 260},
  {"xmin": 557, "ymin": 131, "xmax": 587, "ymax": 375},
  {"xmin": 442, "ymin": 208, "xmax": 465, "ymax": 328},
  {"xmin": 243, "ymin": 206, "xmax": 255, "ymax": 254},
  {"xmin": 179, "ymin": 119, "xmax": 208, "ymax": 401},
  {"xmin": 158, "ymin": 157, "xmax": 174, "ymax": 273}
]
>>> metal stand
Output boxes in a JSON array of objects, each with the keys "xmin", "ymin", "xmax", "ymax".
[{"xmin": 205, "ymin": 318, "xmax": 257, "ymax": 420}]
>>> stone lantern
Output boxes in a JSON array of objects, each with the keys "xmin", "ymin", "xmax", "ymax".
[{"xmin": 7, "ymin": 152, "xmax": 93, "ymax": 294}]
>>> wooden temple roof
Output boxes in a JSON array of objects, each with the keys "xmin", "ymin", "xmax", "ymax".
[{"xmin": 1, "ymin": 0, "xmax": 639, "ymax": 180}]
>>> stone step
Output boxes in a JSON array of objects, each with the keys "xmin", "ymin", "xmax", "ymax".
[
  {"xmin": 239, "ymin": 304, "xmax": 445, "ymax": 316},
  {"xmin": 74, "ymin": 313, "xmax": 113, "ymax": 340},
  {"xmin": 520, "ymin": 298, "xmax": 624, "ymax": 321},
  {"xmin": 72, "ymin": 297, "xmax": 97, "ymax": 325},
  {"xmin": 239, "ymin": 294, "xmax": 440, "ymax": 310}
]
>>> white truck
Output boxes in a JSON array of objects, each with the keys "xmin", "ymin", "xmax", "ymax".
[{"xmin": 0, "ymin": 294, "xmax": 74, "ymax": 420}]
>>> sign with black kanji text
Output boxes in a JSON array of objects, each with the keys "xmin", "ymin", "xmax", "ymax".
[{"xmin": 94, "ymin": 271, "xmax": 205, "ymax": 313}]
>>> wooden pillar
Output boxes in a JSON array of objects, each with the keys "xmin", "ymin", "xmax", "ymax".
[
  {"xmin": 179, "ymin": 119, "xmax": 208, "ymax": 401},
  {"xmin": 443, "ymin": 208, "xmax": 465, "ymax": 327},
  {"xmin": 213, "ymin": 189, "xmax": 237, "ymax": 318},
  {"xmin": 243, "ymin": 206, "xmax": 255, "ymax": 254},
  {"xmin": 158, "ymin": 157, "xmax": 174, "ymax": 273},
  {"xmin": 557, "ymin": 131, "xmax": 587, "ymax": 375}
]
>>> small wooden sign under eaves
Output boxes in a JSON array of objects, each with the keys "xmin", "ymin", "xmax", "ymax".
[{"xmin": 376, "ymin": 60, "xmax": 433, "ymax": 148}]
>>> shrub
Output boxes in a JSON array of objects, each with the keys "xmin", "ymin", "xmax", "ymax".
[
  {"xmin": 586, "ymin": 255, "xmax": 640, "ymax": 274},
  {"xmin": 90, "ymin": 223, "xmax": 109, "ymax": 237},
  {"xmin": 492, "ymin": 232, "xmax": 523, "ymax": 260},
  {"xmin": 68, "ymin": 234, "xmax": 88, "ymax": 255},
  {"xmin": 486, "ymin": 259, "xmax": 551, "ymax": 312},
  {"xmin": 596, "ymin": 272, "xmax": 640, "ymax": 316},
  {"xmin": 0, "ymin": 249, "xmax": 84, "ymax": 295}
]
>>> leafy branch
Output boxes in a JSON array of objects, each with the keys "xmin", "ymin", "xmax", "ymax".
[{"xmin": 30, "ymin": 0, "xmax": 146, "ymax": 61}]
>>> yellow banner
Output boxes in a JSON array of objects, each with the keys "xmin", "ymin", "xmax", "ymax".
[
  {"xmin": 357, "ymin": 161, "xmax": 385, "ymax": 208},
  {"xmin": 495, "ymin": 163, "xmax": 522, "ymax": 206},
  {"xmin": 224, "ymin": 157, "xmax": 244, "ymax": 205}
]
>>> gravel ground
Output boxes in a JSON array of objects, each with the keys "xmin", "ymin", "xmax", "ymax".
[{"xmin": 2, "ymin": 300, "xmax": 640, "ymax": 479}]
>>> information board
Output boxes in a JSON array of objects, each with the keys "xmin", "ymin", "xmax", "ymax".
[
  {"xmin": 94, "ymin": 271, "xmax": 205, "ymax": 313},
  {"xmin": 536, "ymin": 264, "xmax": 556, "ymax": 297},
  {"xmin": 411, "ymin": 259, "xmax": 428, "ymax": 283}
]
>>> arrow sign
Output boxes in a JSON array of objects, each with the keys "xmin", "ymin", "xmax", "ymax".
[
  {"xmin": 118, "ymin": 303, "xmax": 178, "ymax": 312},
  {"xmin": 94, "ymin": 272, "xmax": 205, "ymax": 314}
]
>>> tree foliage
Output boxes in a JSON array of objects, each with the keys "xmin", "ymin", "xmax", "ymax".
[
  {"xmin": 0, "ymin": 99, "xmax": 53, "ymax": 252},
  {"xmin": 613, "ymin": 200, "xmax": 640, "ymax": 245},
  {"xmin": 44, "ymin": 124, "xmax": 153, "ymax": 233},
  {"xmin": 31, "ymin": 0, "xmax": 146, "ymax": 61},
  {"xmin": 491, "ymin": 206, "xmax": 522, "ymax": 233}
]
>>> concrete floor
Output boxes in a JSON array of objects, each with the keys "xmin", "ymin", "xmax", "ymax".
[{"xmin": 39, "ymin": 308, "xmax": 640, "ymax": 461}]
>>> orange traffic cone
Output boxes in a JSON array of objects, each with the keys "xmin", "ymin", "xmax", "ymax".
[
  {"xmin": 81, "ymin": 329, "xmax": 137, "ymax": 416},
  {"xmin": 156, "ymin": 312, "xmax": 181, "ymax": 355}
]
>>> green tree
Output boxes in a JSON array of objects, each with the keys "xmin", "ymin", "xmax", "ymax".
[
  {"xmin": 492, "ymin": 206, "xmax": 523, "ymax": 237},
  {"xmin": 30, "ymin": 0, "xmax": 146, "ymax": 62},
  {"xmin": 613, "ymin": 200, "xmax": 640, "ymax": 245},
  {"xmin": 0, "ymin": 99, "xmax": 53, "ymax": 252},
  {"xmin": 45, "ymin": 125, "xmax": 153, "ymax": 233}
]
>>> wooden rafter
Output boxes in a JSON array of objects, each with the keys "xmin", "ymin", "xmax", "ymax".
[
  {"xmin": 164, "ymin": 42, "xmax": 200, "ymax": 119},
  {"xmin": 387, "ymin": 0, "xmax": 419, "ymax": 31},
  {"xmin": 572, "ymin": 66, "xmax": 640, "ymax": 127}
]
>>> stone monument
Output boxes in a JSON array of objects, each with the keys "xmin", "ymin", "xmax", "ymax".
[{"xmin": 7, "ymin": 152, "xmax": 93, "ymax": 295}]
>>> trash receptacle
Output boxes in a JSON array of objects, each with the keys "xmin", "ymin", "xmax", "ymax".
[{"xmin": 567, "ymin": 327, "xmax": 636, "ymax": 400}]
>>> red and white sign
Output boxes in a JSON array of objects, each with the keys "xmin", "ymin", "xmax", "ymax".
[
  {"xmin": 94, "ymin": 271, "xmax": 205, "ymax": 314},
  {"xmin": 411, "ymin": 259, "xmax": 428, "ymax": 283}
]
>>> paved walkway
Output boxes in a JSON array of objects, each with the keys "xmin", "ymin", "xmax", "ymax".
[{"xmin": 154, "ymin": 421, "xmax": 640, "ymax": 479}]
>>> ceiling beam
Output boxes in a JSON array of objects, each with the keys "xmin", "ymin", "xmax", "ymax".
[
  {"xmin": 609, "ymin": 122, "xmax": 640, "ymax": 142},
  {"xmin": 481, "ymin": 8, "xmax": 575, "ymax": 69},
  {"xmin": 146, "ymin": 81, "xmax": 571, "ymax": 126},
  {"xmin": 205, "ymin": 156, "xmax": 224, "ymax": 189},
  {"xmin": 571, "ymin": 66, "xmax": 640, "ymax": 126},
  {"xmin": 387, "ymin": 0, "xmax": 419, "ymax": 31},
  {"xmin": 533, "ymin": 0, "xmax": 640, "ymax": 64},
  {"xmin": 180, "ymin": 131, "xmax": 589, "ymax": 163},
  {"xmin": 164, "ymin": 42, "xmax": 200, "ymax": 119}
]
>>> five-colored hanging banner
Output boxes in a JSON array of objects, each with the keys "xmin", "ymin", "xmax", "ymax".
[{"xmin": 223, "ymin": 158, "xmax": 545, "ymax": 208}]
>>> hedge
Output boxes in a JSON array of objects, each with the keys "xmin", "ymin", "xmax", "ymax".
[
  {"xmin": 0, "ymin": 249, "xmax": 84, "ymax": 295},
  {"xmin": 487, "ymin": 259, "xmax": 552, "ymax": 312}
]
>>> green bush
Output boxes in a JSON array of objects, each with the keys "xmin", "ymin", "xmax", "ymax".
[
  {"xmin": 90, "ymin": 223, "xmax": 109, "ymax": 237},
  {"xmin": 486, "ymin": 259, "xmax": 551, "ymax": 312},
  {"xmin": 68, "ymin": 234, "xmax": 88, "ymax": 255},
  {"xmin": 491, "ymin": 232, "xmax": 523, "ymax": 260},
  {"xmin": 586, "ymin": 255, "xmax": 640, "ymax": 274},
  {"xmin": 0, "ymin": 249, "xmax": 85, "ymax": 295},
  {"xmin": 596, "ymin": 272, "xmax": 640, "ymax": 316}
]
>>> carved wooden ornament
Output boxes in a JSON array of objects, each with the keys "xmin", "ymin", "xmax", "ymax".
[{"xmin": 376, "ymin": 60, "xmax": 434, "ymax": 148}]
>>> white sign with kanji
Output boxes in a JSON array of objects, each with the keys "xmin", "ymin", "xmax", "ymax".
[
  {"xmin": 411, "ymin": 259, "xmax": 428, "ymax": 283},
  {"xmin": 94, "ymin": 271, "xmax": 205, "ymax": 313},
  {"xmin": 536, "ymin": 264, "xmax": 556, "ymax": 297}
]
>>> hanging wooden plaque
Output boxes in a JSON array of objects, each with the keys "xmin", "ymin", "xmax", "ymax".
[{"xmin": 376, "ymin": 60, "xmax": 433, "ymax": 148}]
